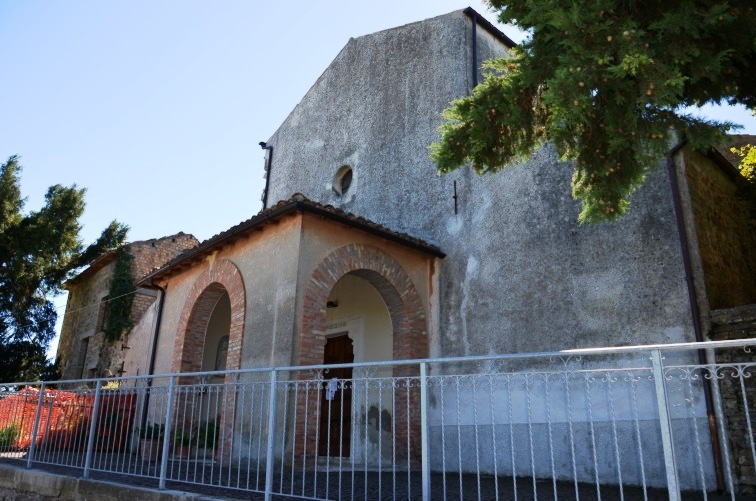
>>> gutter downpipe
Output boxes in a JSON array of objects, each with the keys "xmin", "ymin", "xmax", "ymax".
[
  {"xmin": 666, "ymin": 145, "xmax": 725, "ymax": 492},
  {"xmin": 260, "ymin": 142, "xmax": 273, "ymax": 210},
  {"xmin": 471, "ymin": 15, "xmax": 478, "ymax": 88},
  {"xmin": 140, "ymin": 280, "xmax": 167, "ymax": 433}
]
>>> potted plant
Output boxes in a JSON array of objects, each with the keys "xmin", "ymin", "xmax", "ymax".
[
  {"xmin": 193, "ymin": 420, "xmax": 219, "ymax": 459},
  {"xmin": 172, "ymin": 428, "xmax": 193, "ymax": 459},
  {"xmin": 138, "ymin": 423, "xmax": 164, "ymax": 461}
]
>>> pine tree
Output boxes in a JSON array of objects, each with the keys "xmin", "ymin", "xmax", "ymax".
[
  {"xmin": 432, "ymin": 1, "xmax": 755, "ymax": 222},
  {"xmin": 0, "ymin": 156, "xmax": 128, "ymax": 382}
]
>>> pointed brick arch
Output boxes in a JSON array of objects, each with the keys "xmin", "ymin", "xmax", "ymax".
[
  {"xmin": 172, "ymin": 259, "xmax": 246, "ymax": 375},
  {"xmin": 300, "ymin": 243, "xmax": 428, "ymax": 366}
]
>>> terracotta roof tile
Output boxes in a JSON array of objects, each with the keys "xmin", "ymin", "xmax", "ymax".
[{"xmin": 139, "ymin": 194, "xmax": 444, "ymax": 285}]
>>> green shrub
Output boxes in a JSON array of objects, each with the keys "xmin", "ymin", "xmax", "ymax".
[
  {"xmin": 172, "ymin": 429, "xmax": 193, "ymax": 447},
  {"xmin": 0, "ymin": 424, "xmax": 19, "ymax": 448},
  {"xmin": 196, "ymin": 420, "xmax": 219, "ymax": 449},
  {"xmin": 139, "ymin": 423, "xmax": 165, "ymax": 440}
]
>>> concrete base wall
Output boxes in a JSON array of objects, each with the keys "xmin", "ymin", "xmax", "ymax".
[
  {"xmin": 428, "ymin": 418, "xmax": 715, "ymax": 491},
  {"xmin": 0, "ymin": 464, "xmax": 224, "ymax": 501}
]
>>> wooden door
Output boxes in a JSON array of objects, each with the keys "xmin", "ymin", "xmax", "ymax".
[{"xmin": 319, "ymin": 334, "xmax": 353, "ymax": 457}]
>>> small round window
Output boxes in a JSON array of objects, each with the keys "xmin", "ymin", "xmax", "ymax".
[{"xmin": 332, "ymin": 166, "xmax": 353, "ymax": 196}]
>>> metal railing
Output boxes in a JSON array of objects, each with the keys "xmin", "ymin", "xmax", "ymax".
[{"xmin": 1, "ymin": 339, "xmax": 754, "ymax": 500}]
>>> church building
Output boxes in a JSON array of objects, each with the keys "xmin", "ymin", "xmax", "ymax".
[{"xmin": 55, "ymin": 8, "xmax": 756, "ymax": 491}]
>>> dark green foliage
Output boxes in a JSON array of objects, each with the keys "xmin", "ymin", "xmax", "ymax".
[
  {"xmin": 432, "ymin": 1, "xmax": 755, "ymax": 223},
  {"xmin": 139, "ymin": 423, "xmax": 165, "ymax": 440},
  {"xmin": 0, "ymin": 156, "xmax": 128, "ymax": 381},
  {"xmin": 0, "ymin": 341, "xmax": 59, "ymax": 383},
  {"xmin": 196, "ymin": 420, "xmax": 219, "ymax": 449},
  {"xmin": 0, "ymin": 424, "xmax": 19, "ymax": 448},
  {"xmin": 173, "ymin": 428, "xmax": 193, "ymax": 447},
  {"xmin": 103, "ymin": 246, "xmax": 135, "ymax": 342}
]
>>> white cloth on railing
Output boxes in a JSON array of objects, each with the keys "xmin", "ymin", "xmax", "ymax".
[{"xmin": 326, "ymin": 377, "xmax": 338, "ymax": 401}]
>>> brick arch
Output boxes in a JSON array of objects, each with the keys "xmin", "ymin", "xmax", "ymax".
[
  {"xmin": 298, "ymin": 243, "xmax": 427, "ymax": 467},
  {"xmin": 300, "ymin": 243, "xmax": 428, "ymax": 366},
  {"xmin": 172, "ymin": 259, "xmax": 246, "ymax": 375}
]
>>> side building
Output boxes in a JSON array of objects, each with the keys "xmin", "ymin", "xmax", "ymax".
[{"xmin": 56, "ymin": 233, "xmax": 198, "ymax": 380}]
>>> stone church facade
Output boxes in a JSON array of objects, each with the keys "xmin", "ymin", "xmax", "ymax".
[{"xmin": 56, "ymin": 7, "xmax": 756, "ymax": 490}]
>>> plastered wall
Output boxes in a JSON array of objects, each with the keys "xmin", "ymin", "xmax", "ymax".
[{"xmin": 264, "ymin": 11, "xmax": 695, "ymax": 357}]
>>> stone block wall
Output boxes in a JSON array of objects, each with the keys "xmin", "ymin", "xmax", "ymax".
[
  {"xmin": 130, "ymin": 290, "xmax": 158, "ymax": 323},
  {"xmin": 57, "ymin": 262, "xmax": 115, "ymax": 380},
  {"xmin": 684, "ymin": 149, "xmax": 756, "ymax": 309},
  {"xmin": 709, "ymin": 304, "xmax": 756, "ymax": 493},
  {"xmin": 129, "ymin": 232, "xmax": 198, "ymax": 281}
]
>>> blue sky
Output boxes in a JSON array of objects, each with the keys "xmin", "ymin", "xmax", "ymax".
[
  {"xmin": 0, "ymin": 1, "xmax": 753, "ymax": 357},
  {"xmin": 0, "ymin": 1, "xmax": 516, "ymax": 246}
]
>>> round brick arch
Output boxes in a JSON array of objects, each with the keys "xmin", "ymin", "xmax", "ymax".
[
  {"xmin": 297, "ymin": 244, "xmax": 427, "ymax": 466},
  {"xmin": 300, "ymin": 243, "xmax": 428, "ymax": 366},
  {"xmin": 171, "ymin": 259, "xmax": 246, "ymax": 375}
]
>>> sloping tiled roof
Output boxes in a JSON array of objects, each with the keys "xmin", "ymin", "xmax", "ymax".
[{"xmin": 138, "ymin": 194, "xmax": 444, "ymax": 285}]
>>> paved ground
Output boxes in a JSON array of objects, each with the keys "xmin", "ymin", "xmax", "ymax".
[{"xmin": 0, "ymin": 454, "xmax": 747, "ymax": 500}]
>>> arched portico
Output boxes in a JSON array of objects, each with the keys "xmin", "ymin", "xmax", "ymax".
[
  {"xmin": 297, "ymin": 243, "xmax": 428, "ymax": 467},
  {"xmin": 171, "ymin": 259, "xmax": 246, "ymax": 459}
]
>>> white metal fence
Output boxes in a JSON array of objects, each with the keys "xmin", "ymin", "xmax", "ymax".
[{"xmin": 1, "ymin": 339, "xmax": 754, "ymax": 500}]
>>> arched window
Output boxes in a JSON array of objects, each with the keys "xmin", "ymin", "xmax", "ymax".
[{"xmin": 332, "ymin": 165, "xmax": 353, "ymax": 196}]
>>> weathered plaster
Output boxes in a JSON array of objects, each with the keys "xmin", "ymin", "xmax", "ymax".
[
  {"xmin": 264, "ymin": 11, "xmax": 695, "ymax": 358},
  {"xmin": 150, "ymin": 215, "xmax": 303, "ymax": 375}
]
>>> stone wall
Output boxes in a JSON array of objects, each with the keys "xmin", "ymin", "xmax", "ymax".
[
  {"xmin": 131, "ymin": 288, "xmax": 158, "ymax": 322},
  {"xmin": 683, "ymin": 149, "xmax": 756, "ymax": 309},
  {"xmin": 709, "ymin": 304, "xmax": 756, "ymax": 493},
  {"xmin": 57, "ymin": 262, "xmax": 115, "ymax": 380},
  {"xmin": 130, "ymin": 232, "xmax": 198, "ymax": 281}
]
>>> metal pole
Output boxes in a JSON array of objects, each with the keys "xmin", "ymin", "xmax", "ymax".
[
  {"xmin": 26, "ymin": 383, "xmax": 46, "ymax": 468},
  {"xmin": 159, "ymin": 376, "xmax": 176, "ymax": 490},
  {"xmin": 420, "ymin": 362, "xmax": 430, "ymax": 501},
  {"xmin": 706, "ymin": 348, "xmax": 736, "ymax": 497},
  {"xmin": 651, "ymin": 350, "xmax": 681, "ymax": 500},
  {"xmin": 83, "ymin": 381, "xmax": 103, "ymax": 479},
  {"xmin": 264, "ymin": 370, "xmax": 278, "ymax": 501}
]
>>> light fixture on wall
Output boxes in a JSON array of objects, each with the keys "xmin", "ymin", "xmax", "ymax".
[{"xmin": 327, "ymin": 300, "xmax": 339, "ymax": 308}]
